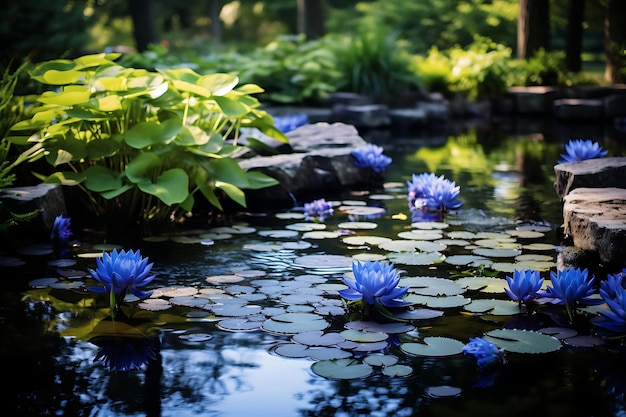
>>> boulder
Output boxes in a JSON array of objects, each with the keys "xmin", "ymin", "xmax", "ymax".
[
  {"xmin": 553, "ymin": 157, "xmax": 626, "ymax": 199},
  {"xmin": 239, "ymin": 122, "xmax": 380, "ymax": 209},
  {"xmin": 562, "ymin": 187, "xmax": 626, "ymax": 266}
]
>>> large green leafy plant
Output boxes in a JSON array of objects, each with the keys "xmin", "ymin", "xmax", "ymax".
[{"xmin": 8, "ymin": 53, "xmax": 285, "ymax": 225}]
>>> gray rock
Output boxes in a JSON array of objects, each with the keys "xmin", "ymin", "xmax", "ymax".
[
  {"xmin": 240, "ymin": 122, "xmax": 380, "ymax": 208},
  {"xmin": 0, "ymin": 184, "xmax": 67, "ymax": 236},
  {"xmin": 562, "ymin": 187, "xmax": 626, "ymax": 266},
  {"xmin": 553, "ymin": 157, "xmax": 626, "ymax": 199}
]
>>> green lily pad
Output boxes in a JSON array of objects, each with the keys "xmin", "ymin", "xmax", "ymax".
[
  {"xmin": 400, "ymin": 337, "xmax": 465, "ymax": 356},
  {"xmin": 363, "ymin": 354, "xmax": 398, "ymax": 367},
  {"xmin": 381, "ymin": 364, "xmax": 413, "ymax": 377},
  {"xmin": 400, "ymin": 276, "xmax": 464, "ymax": 296},
  {"xmin": 311, "ymin": 358, "xmax": 374, "ymax": 380},
  {"xmin": 387, "ymin": 251, "xmax": 446, "ymax": 265},
  {"xmin": 339, "ymin": 329, "xmax": 388, "ymax": 343},
  {"xmin": 342, "ymin": 235, "xmax": 392, "ymax": 246},
  {"xmin": 484, "ymin": 329, "xmax": 562, "ymax": 354},
  {"xmin": 405, "ymin": 294, "xmax": 471, "ymax": 308},
  {"xmin": 262, "ymin": 312, "xmax": 329, "ymax": 334},
  {"xmin": 464, "ymin": 299, "xmax": 522, "ymax": 315},
  {"xmin": 455, "ymin": 276, "xmax": 508, "ymax": 293}
]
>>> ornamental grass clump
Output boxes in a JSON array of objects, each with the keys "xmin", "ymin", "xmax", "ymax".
[
  {"xmin": 88, "ymin": 249, "xmax": 156, "ymax": 318},
  {"xmin": 339, "ymin": 260, "xmax": 410, "ymax": 320},
  {"xmin": 558, "ymin": 139, "xmax": 608, "ymax": 163}
]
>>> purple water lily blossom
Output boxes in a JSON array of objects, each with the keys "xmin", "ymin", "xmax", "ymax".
[
  {"xmin": 339, "ymin": 260, "xmax": 410, "ymax": 309},
  {"xmin": 558, "ymin": 139, "xmax": 608, "ymax": 164},
  {"xmin": 505, "ymin": 269, "xmax": 544, "ymax": 304},
  {"xmin": 463, "ymin": 337, "xmax": 503, "ymax": 369},
  {"xmin": 304, "ymin": 198, "xmax": 334, "ymax": 222},
  {"xmin": 407, "ymin": 172, "xmax": 440, "ymax": 202},
  {"xmin": 351, "ymin": 143, "xmax": 392, "ymax": 174},
  {"xmin": 51, "ymin": 214, "xmax": 72, "ymax": 246},
  {"xmin": 88, "ymin": 249, "xmax": 156, "ymax": 317}
]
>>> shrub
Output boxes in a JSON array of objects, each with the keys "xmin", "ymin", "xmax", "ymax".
[{"xmin": 8, "ymin": 53, "xmax": 286, "ymax": 226}]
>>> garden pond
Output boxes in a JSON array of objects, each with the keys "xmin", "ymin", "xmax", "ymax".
[{"xmin": 2, "ymin": 125, "xmax": 626, "ymax": 417}]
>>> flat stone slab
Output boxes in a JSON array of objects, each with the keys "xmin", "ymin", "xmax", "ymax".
[
  {"xmin": 563, "ymin": 187, "xmax": 626, "ymax": 265},
  {"xmin": 554, "ymin": 157, "xmax": 626, "ymax": 199}
]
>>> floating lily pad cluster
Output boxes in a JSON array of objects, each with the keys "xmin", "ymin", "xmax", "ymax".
[{"xmin": 15, "ymin": 179, "xmax": 623, "ymax": 384}]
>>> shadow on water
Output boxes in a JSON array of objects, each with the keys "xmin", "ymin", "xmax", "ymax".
[{"xmin": 1, "ymin": 124, "xmax": 626, "ymax": 417}]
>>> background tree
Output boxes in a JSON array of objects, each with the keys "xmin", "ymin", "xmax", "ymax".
[
  {"xmin": 564, "ymin": 0, "xmax": 584, "ymax": 72},
  {"xmin": 603, "ymin": 0, "xmax": 626, "ymax": 82},
  {"xmin": 517, "ymin": 0, "xmax": 551, "ymax": 58},
  {"xmin": 297, "ymin": 0, "xmax": 326, "ymax": 40},
  {"xmin": 129, "ymin": 0, "xmax": 160, "ymax": 51}
]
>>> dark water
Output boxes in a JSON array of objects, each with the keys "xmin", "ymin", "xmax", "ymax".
[{"xmin": 2, "ymin": 125, "xmax": 626, "ymax": 417}]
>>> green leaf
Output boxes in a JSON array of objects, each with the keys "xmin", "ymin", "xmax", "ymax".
[
  {"xmin": 43, "ymin": 171, "xmax": 85, "ymax": 186},
  {"xmin": 199, "ymin": 73, "xmax": 239, "ymax": 96},
  {"xmin": 84, "ymin": 166, "xmax": 122, "ymax": 192},
  {"xmin": 209, "ymin": 157, "xmax": 249, "ymax": 187},
  {"xmin": 245, "ymin": 170, "xmax": 279, "ymax": 190},
  {"xmin": 400, "ymin": 337, "xmax": 465, "ymax": 357},
  {"xmin": 126, "ymin": 152, "xmax": 161, "ymax": 183},
  {"xmin": 86, "ymin": 138, "xmax": 120, "ymax": 159},
  {"xmin": 216, "ymin": 181, "xmax": 246, "ymax": 207},
  {"xmin": 37, "ymin": 87, "xmax": 91, "ymax": 106},
  {"xmin": 484, "ymin": 329, "xmax": 562, "ymax": 354},
  {"xmin": 124, "ymin": 119, "xmax": 183, "ymax": 149},
  {"xmin": 198, "ymin": 184, "xmax": 223, "ymax": 211},
  {"xmin": 311, "ymin": 359, "xmax": 373, "ymax": 380},
  {"xmin": 137, "ymin": 168, "xmax": 189, "ymax": 205},
  {"xmin": 212, "ymin": 96, "xmax": 248, "ymax": 117},
  {"xmin": 100, "ymin": 184, "xmax": 134, "ymax": 199}
]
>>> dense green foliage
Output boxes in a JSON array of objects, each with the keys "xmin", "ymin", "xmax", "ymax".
[{"xmin": 7, "ymin": 53, "xmax": 286, "ymax": 225}]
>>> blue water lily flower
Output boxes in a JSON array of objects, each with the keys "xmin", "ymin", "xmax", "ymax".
[
  {"xmin": 463, "ymin": 337, "xmax": 503, "ymax": 369},
  {"xmin": 51, "ymin": 214, "xmax": 72, "ymax": 246},
  {"xmin": 543, "ymin": 267, "xmax": 601, "ymax": 322},
  {"xmin": 596, "ymin": 272, "xmax": 626, "ymax": 333},
  {"xmin": 304, "ymin": 198, "xmax": 334, "ymax": 222},
  {"xmin": 273, "ymin": 113, "xmax": 309, "ymax": 133},
  {"xmin": 422, "ymin": 175, "xmax": 463, "ymax": 211},
  {"xmin": 339, "ymin": 260, "xmax": 411, "ymax": 311},
  {"xmin": 596, "ymin": 284, "xmax": 626, "ymax": 333},
  {"xmin": 88, "ymin": 249, "xmax": 156, "ymax": 317},
  {"xmin": 407, "ymin": 173, "xmax": 463, "ymax": 213},
  {"xmin": 351, "ymin": 143, "xmax": 392, "ymax": 174},
  {"xmin": 558, "ymin": 139, "xmax": 608, "ymax": 163},
  {"xmin": 407, "ymin": 172, "xmax": 440, "ymax": 202},
  {"xmin": 92, "ymin": 336, "xmax": 160, "ymax": 372},
  {"xmin": 505, "ymin": 269, "xmax": 544, "ymax": 304}
]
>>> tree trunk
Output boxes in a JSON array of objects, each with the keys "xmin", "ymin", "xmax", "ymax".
[
  {"xmin": 517, "ymin": 0, "xmax": 551, "ymax": 59},
  {"xmin": 297, "ymin": 0, "xmax": 325, "ymax": 40},
  {"xmin": 604, "ymin": 0, "xmax": 626, "ymax": 83},
  {"xmin": 209, "ymin": 0, "xmax": 223, "ymax": 43},
  {"xmin": 129, "ymin": 0, "xmax": 160, "ymax": 52},
  {"xmin": 565, "ymin": 0, "xmax": 585, "ymax": 72}
]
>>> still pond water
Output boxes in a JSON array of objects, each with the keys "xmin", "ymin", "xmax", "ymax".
[{"xmin": 2, "ymin": 124, "xmax": 626, "ymax": 417}]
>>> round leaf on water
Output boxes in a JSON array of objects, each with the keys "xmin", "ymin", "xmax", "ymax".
[
  {"xmin": 387, "ymin": 251, "xmax": 446, "ymax": 266},
  {"xmin": 400, "ymin": 337, "xmax": 465, "ymax": 357},
  {"xmin": 410, "ymin": 221, "xmax": 449, "ymax": 230},
  {"xmin": 382, "ymin": 364, "xmax": 413, "ymax": 377},
  {"xmin": 394, "ymin": 308, "xmax": 444, "ymax": 320},
  {"xmin": 455, "ymin": 276, "xmax": 508, "ymax": 293},
  {"xmin": 262, "ymin": 312, "xmax": 329, "ymax": 334},
  {"xmin": 338, "ymin": 221, "xmax": 378, "ymax": 230},
  {"xmin": 464, "ymin": 299, "xmax": 521, "ymax": 315},
  {"xmin": 473, "ymin": 247, "xmax": 521, "ymax": 258},
  {"xmin": 292, "ymin": 330, "xmax": 345, "ymax": 346},
  {"xmin": 363, "ymin": 354, "xmax": 398, "ymax": 367},
  {"xmin": 345, "ymin": 320, "xmax": 414, "ymax": 334},
  {"xmin": 339, "ymin": 329, "xmax": 388, "ymax": 343},
  {"xmin": 293, "ymin": 254, "xmax": 353, "ymax": 269},
  {"xmin": 342, "ymin": 236, "xmax": 391, "ymax": 246},
  {"xmin": 484, "ymin": 329, "xmax": 562, "ymax": 354},
  {"xmin": 405, "ymin": 294, "xmax": 470, "ymax": 308},
  {"xmin": 400, "ymin": 276, "xmax": 464, "ymax": 296},
  {"xmin": 444, "ymin": 255, "xmax": 492, "ymax": 267},
  {"xmin": 311, "ymin": 358, "xmax": 374, "ymax": 380}
]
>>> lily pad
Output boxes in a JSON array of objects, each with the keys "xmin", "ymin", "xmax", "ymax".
[
  {"xmin": 400, "ymin": 337, "xmax": 465, "ymax": 356},
  {"xmin": 400, "ymin": 276, "xmax": 464, "ymax": 296},
  {"xmin": 455, "ymin": 276, "xmax": 508, "ymax": 293},
  {"xmin": 311, "ymin": 358, "xmax": 374, "ymax": 380},
  {"xmin": 387, "ymin": 251, "xmax": 446, "ymax": 266},
  {"xmin": 262, "ymin": 312, "xmax": 329, "ymax": 334},
  {"xmin": 484, "ymin": 329, "xmax": 562, "ymax": 353},
  {"xmin": 464, "ymin": 299, "xmax": 522, "ymax": 316}
]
